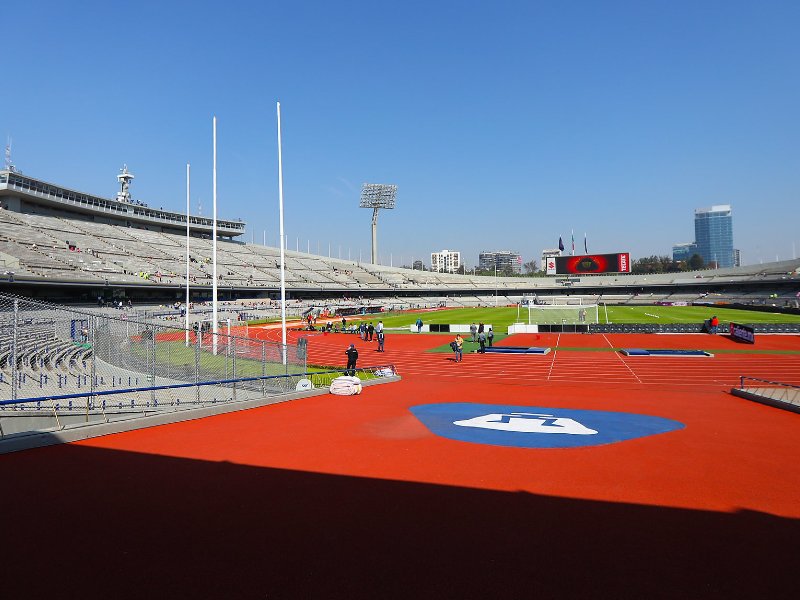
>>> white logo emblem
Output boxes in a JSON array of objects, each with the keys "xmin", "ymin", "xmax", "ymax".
[{"xmin": 453, "ymin": 413, "xmax": 598, "ymax": 435}]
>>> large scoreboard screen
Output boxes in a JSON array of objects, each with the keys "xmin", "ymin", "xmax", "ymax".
[{"xmin": 546, "ymin": 253, "xmax": 631, "ymax": 275}]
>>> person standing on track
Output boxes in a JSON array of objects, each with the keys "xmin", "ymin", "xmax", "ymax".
[
  {"xmin": 367, "ymin": 322, "xmax": 375, "ymax": 341},
  {"xmin": 478, "ymin": 330, "xmax": 486, "ymax": 353},
  {"xmin": 416, "ymin": 317, "xmax": 423, "ymax": 333},
  {"xmin": 470, "ymin": 322, "xmax": 478, "ymax": 342},
  {"xmin": 345, "ymin": 343, "xmax": 358, "ymax": 376},
  {"xmin": 487, "ymin": 327, "xmax": 494, "ymax": 347},
  {"xmin": 454, "ymin": 334, "xmax": 463, "ymax": 362},
  {"xmin": 377, "ymin": 330, "xmax": 385, "ymax": 352}
]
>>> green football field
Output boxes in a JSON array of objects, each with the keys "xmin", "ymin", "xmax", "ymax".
[{"xmin": 362, "ymin": 305, "xmax": 800, "ymax": 331}]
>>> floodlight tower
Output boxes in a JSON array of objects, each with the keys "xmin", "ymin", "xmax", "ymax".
[
  {"xmin": 359, "ymin": 183, "xmax": 397, "ymax": 264},
  {"xmin": 116, "ymin": 165, "xmax": 134, "ymax": 203}
]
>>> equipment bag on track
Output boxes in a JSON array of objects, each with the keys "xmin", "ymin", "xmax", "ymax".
[{"xmin": 330, "ymin": 375, "xmax": 363, "ymax": 395}]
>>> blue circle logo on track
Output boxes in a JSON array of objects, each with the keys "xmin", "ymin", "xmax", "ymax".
[{"xmin": 410, "ymin": 403, "xmax": 684, "ymax": 448}]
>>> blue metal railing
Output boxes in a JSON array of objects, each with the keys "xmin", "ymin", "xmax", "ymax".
[{"xmin": 0, "ymin": 364, "xmax": 397, "ymax": 408}]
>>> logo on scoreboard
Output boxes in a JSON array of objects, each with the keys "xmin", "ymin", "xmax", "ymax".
[{"xmin": 410, "ymin": 403, "xmax": 684, "ymax": 448}]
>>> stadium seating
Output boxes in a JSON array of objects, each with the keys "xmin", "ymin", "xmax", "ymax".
[{"xmin": 0, "ymin": 209, "xmax": 798, "ymax": 305}]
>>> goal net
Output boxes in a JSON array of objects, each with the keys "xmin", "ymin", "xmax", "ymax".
[{"xmin": 527, "ymin": 304, "xmax": 599, "ymax": 325}]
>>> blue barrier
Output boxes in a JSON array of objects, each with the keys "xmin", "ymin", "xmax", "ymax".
[{"xmin": 0, "ymin": 365, "xmax": 397, "ymax": 407}]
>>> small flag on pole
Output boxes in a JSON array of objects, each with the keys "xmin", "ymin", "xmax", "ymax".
[
  {"xmin": 558, "ymin": 236, "xmax": 564, "ymax": 252},
  {"xmin": 584, "ymin": 233, "xmax": 588, "ymax": 254}
]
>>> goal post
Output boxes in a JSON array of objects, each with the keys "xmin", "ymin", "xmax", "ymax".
[{"xmin": 527, "ymin": 304, "xmax": 599, "ymax": 325}]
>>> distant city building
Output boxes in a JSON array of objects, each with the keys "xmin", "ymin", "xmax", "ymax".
[
  {"xmin": 733, "ymin": 249, "xmax": 741, "ymax": 267},
  {"xmin": 541, "ymin": 248, "xmax": 561, "ymax": 270},
  {"xmin": 412, "ymin": 259, "xmax": 424, "ymax": 270},
  {"xmin": 672, "ymin": 242, "xmax": 698, "ymax": 263},
  {"xmin": 695, "ymin": 205, "xmax": 734, "ymax": 268},
  {"xmin": 479, "ymin": 250, "xmax": 522, "ymax": 274},
  {"xmin": 431, "ymin": 249, "xmax": 461, "ymax": 273}
]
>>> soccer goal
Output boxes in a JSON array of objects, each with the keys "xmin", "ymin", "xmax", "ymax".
[{"xmin": 527, "ymin": 303, "xmax": 599, "ymax": 325}]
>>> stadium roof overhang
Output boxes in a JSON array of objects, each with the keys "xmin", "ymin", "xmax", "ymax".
[{"xmin": 0, "ymin": 170, "xmax": 246, "ymax": 238}]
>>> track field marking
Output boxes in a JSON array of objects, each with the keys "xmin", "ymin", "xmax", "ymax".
[
  {"xmin": 602, "ymin": 334, "xmax": 642, "ymax": 384},
  {"xmin": 546, "ymin": 333, "xmax": 561, "ymax": 380}
]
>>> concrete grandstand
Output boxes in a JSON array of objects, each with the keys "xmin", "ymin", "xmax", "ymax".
[{"xmin": 1, "ymin": 168, "xmax": 799, "ymax": 307}]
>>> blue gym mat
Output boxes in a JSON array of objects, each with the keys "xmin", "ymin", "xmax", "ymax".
[
  {"xmin": 621, "ymin": 348, "xmax": 714, "ymax": 357},
  {"xmin": 484, "ymin": 346, "xmax": 551, "ymax": 355}
]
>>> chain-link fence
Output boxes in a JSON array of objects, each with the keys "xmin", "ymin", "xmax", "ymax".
[{"xmin": 0, "ymin": 294, "xmax": 307, "ymax": 437}]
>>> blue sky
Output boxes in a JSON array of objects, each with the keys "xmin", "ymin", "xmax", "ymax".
[{"xmin": 3, "ymin": 0, "xmax": 799, "ymax": 267}]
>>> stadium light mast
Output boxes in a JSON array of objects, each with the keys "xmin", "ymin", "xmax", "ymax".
[
  {"xmin": 276, "ymin": 102, "xmax": 287, "ymax": 365},
  {"xmin": 359, "ymin": 183, "xmax": 397, "ymax": 264},
  {"xmin": 185, "ymin": 162, "xmax": 190, "ymax": 347},
  {"xmin": 212, "ymin": 116, "xmax": 218, "ymax": 356}
]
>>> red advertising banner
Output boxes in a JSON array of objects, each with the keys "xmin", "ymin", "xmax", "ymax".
[{"xmin": 548, "ymin": 253, "xmax": 631, "ymax": 275}]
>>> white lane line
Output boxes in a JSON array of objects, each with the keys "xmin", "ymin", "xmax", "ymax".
[
  {"xmin": 602, "ymin": 334, "xmax": 642, "ymax": 384},
  {"xmin": 546, "ymin": 332, "xmax": 561, "ymax": 381}
]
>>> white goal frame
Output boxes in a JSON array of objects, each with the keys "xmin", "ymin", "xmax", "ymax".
[{"xmin": 527, "ymin": 303, "xmax": 599, "ymax": 325}]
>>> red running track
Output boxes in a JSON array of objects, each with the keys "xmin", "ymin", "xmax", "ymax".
[{"xmin": 1, "ymin": 329, "xmax": 799, "ymax": 598}]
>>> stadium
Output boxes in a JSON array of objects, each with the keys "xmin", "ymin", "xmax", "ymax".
[{"xmin": 2, "ymin": 166, "xmax": 799, "ymax": 599}]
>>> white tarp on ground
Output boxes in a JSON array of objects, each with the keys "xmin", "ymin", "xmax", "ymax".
[{"xmin": 329, "ymin": 376, "xmax": 362, "ymax": 395}]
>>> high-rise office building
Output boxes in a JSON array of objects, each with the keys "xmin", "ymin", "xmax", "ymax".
[{"xmin": 694, "ymin": 205, "xmax": 734, "ymax": 268}]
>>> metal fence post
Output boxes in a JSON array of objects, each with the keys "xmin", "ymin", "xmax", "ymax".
[
  {"xmin": 261, "ymin": 340, "xmax": 267, "ymax": 396},
  {"xmin": 89, "ymin": 315, "xmax": 96, "ymax": 414},
  {"xmin": 11, "ymin": 299, "xmax": 18, "ymax": 402},
  {"xmin": 195, "ymin": 328, "xmax": 201, "ymax": 405}
]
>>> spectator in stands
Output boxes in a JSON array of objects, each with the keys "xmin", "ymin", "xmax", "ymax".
[
  {"xmin": 416, "ymin": 317, "xmax": 423, "ymax": 333},
  {"xmin": 345, "ymin": 343, "xmax": 358, "ymax": 376},
  {"xmin": 487, "ymin": 327, "xmax": 494, "ymax": 347}
]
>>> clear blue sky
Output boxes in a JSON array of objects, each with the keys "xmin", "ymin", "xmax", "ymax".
[{"xmin": 4, "ymin": 0, "xmax": 799, "ymax": 267}]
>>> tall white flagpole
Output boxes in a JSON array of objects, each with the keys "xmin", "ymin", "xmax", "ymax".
[
  {"xmin": 212, "ymin": 116, "xmax": 219, "ymax": 355},
  {"xmin": 277, "ymin": 102, "xmax": 287, "ymax": 364},
  {"xmin": 185, "ymin": 162, "xmax": 191, "ymax": 346}
]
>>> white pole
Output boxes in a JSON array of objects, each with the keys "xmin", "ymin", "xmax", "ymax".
[
  {"xmin": 277, "ymin": 102, "xmax": 287, "ymax": 365},
  {"xmin": 212, "ymin": 116, "xmax": 219, "ymax": 355},
  {"xmin": 263, "ymin": 230, "xmax": 266, "ymax": 246},
  {"xmin": 185, "ymin": 162, "xmax": 190, "ymax": 347},
  {"xmin": 308, "ymin": 240, "xmax": 310, "ymax": 254},
  {"xmin": 296, "ymin": 237, "xmax": 299, "ymax": 252}
]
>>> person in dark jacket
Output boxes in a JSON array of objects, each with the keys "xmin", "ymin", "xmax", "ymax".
[
  {"xmin": 345, "ymin": 343, "xmax": 358, "ymax": 376},
  {"xmin": 367, "ymin": 322, "xmax": 375, "ymax": 341}
]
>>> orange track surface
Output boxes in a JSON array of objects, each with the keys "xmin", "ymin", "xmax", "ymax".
[{"xmin": 2, "ymin": 329, "xmax": 799, "ymax": 598}]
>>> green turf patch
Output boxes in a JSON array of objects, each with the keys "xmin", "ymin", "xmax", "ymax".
[
  {"xmin": 359, "ymin": 305, "xmax": 800, "ymax": 332},
  {"xmin": 426, "ymin": 334, "xmax": 508, "ymax": 353}
]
